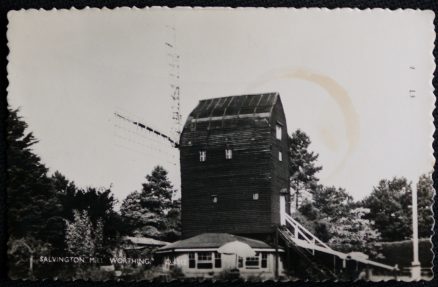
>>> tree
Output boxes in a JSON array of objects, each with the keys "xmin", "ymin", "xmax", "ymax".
[
  {"xmin": 312, "ymin": 186, "xmax": 353, "ymax": 220},
  {"xmin": 163, "ymin": 198, "xmax": 182, "ymax": 241},
  {"xmin": 51, "ymin": 171, "xmax": 123, "ymax": 251},
  {"xmin": 8, "ymin": 237, "xmax": 52, "ymax": 279},
  {"xmin": 65, "ymin": 210, "xmax": 104, "ymax": 257},
  {"xmin": 362, "ymin": 177, "xmax": 412, "ymax": 241},
  {"xmin": 120, "ymin": 166, "xmax": 180, "ymax": 240},
  {"xmin": 328, "ymin": 207, "xmax": 381, "ymax": 257},
  {"xmin": 297, "ymin": 185, "xmax": 353, "ymax": 242},
  {"xmin": 288, "ymin": 130, "xmax": 322, "ymax": 210},
  {"xmin": 6, "ymin": 108, "xmax": 62, "ymax": 241},
  {"xmin": 415, "ymin": 172, "xmax": 434, "ymax": 238}
]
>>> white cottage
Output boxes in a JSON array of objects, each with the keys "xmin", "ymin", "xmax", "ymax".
[{"xmin": 156, "ymin": 233, "xmax": 285, "ymax": 280}]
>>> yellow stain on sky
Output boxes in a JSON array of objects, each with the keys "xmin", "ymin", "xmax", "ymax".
[{"xmin": 248, "ymin": 68, "xmax": 360, "ymax": 178}]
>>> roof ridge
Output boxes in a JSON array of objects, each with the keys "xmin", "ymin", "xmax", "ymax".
[{"xmin": 198, "ymin": 92, "xmax": 278, "ymax": 103}]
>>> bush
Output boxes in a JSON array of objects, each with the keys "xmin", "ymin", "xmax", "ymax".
[
  {"xmin": 74, "ymin": 266, "xmax": 115, "ymax": 281},
  {"xmin": 169, "ymin": 265, "xmax": 184, "ymax": 279},
  {"xmin": 378, "ymin": 238, "xmax": 432, "ymax": 268},
  {"xmin": 215, "ymin": 268, "xmax": 241, "ymax": 281}
]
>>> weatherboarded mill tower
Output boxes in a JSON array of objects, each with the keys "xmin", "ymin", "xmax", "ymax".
[{"xmin": 179, "ymin": 93, "xmax": 290, "ymax": 240}]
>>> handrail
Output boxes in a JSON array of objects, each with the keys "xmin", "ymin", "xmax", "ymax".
[
  {"xmin": 279, "ymin": 213, "xmax": 397, "ymax": 271},
  {"xmin": 283, "ymin": 212, "xmax": 332, "ymax": 249}
]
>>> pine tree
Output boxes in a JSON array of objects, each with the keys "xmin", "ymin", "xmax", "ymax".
[
  {"xmin": 289, "ymin": 130, "xmax": 322, "ymax": 210},
  {"xmin": 7, "ymin": 108, "xmax": 62, "ymax": 240},
  {"xmin": 120, "ymin": 166, "xmax": 180, "ymax": 240}
]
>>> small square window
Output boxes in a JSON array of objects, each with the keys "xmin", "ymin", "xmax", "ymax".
[
  {"xmin": 225, "ymin": 149, "xmax": 233, "ymax": 159},
  {"xmin": 199, "ymin": 150, "xmax": 206, "ymax": 162},
  {"xmin": 276, "ymin": 124, "xmax": 282, "ymax": 140},
  {"xmin": 253, "ymin": 193, "xmax": 259, "ymax": 200},
  {"xmin": 212, "ymin": 195, "xmax": 218, "ymax": 203},
  {"xmin": 278, "ymin": 151, "xmax": 283, "ymax": 162}
]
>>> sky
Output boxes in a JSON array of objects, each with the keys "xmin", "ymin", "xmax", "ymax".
[{"xmin": 7, "ymin": 7, "xmax": 435, "ymax": 202}]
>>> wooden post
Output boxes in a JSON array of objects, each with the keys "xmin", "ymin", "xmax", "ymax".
[
  {"xmin": 29, "ymin": 254, "xmax": 33, "ymax": 279},
  {"xmin": 295, "ymin": 188, "xmax": 299, "ymax": 211},
  {"xmin": 393, "ymin": 264, "xmax": 399, "ymax": 281},
  {"xmin": 286, "ymin": 244, "xmax": 290, "ymax": 269},
  {"xmin": 366, "ymin": 265, "xmax": 370, "ymax": 280},
  {"xmin": 411, "ymin": 186, "xmax": 421, "ymax": 280},
  {"xmin": 333, "ymin": 255, "xmax": 336, "ymax": 274},
  {"xmin": 275, "ymin": 226, "xmax": 279, "ymax": 279}
]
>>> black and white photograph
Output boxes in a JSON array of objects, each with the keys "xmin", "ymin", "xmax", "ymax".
[{"xmin": 5, "ymin": 7, "xmax": 436, "ymax": 281}]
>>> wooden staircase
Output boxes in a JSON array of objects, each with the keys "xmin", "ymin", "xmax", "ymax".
[{"xmin": 278, "ymin": 212, "xmax": 397, "ymax": 278}]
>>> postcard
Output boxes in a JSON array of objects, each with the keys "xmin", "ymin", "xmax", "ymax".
[{"xmin": 6, "ymin": 7, "xmax": 435, "ymax": 281}]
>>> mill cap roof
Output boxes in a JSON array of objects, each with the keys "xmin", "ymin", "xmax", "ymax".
[
  {"xmin": 181, "ymin": 93, "xmax": 280, "ymax": 136},
  {"xmin": 188, "ymin": 93, "xmax": 278, "ymax": 121}
]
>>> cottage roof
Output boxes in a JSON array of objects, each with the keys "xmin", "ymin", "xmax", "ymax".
[
  {"xmin": 158, "ymin": 233, "xmax": 273, "ymax": 251},
  {"xmin": 183, "ymin": 93, "xmax": 279, "ymax": 130},
  {"xmin": 123, "ymin": 236, "xmax": 169, "ymax": 246}
]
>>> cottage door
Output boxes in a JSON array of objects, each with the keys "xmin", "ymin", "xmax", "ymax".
[{"xmin": 279, "ymin": 195, "xmax": 286, "ymax": 226}]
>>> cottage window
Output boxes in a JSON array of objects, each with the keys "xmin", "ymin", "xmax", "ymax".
[
  {"xmin": 276, "ymin": 124, "xmax": 282, "ymax": 140},
  {"xmin": 245, "ymin": 254, "xmax": 260, "ymax": 269},
  {"xmin": 199, "ymin": 150, "xmax": 206, "ymax": 162},
  {"xmin": 261, "ymin": 253, "xmax": 268, "ymax": 268},
  {"xmin": 212, "ymin": 195, "xmax": 218, "ymax": 203},
  {"xmin": 225, "ymin": 149, "xmax": 233, "ymax": 159},
  {"xmin": 214, "ymin": 252, "xmax": 222, "ymax": 268},
  {"xmin": 278, "ymin": 151, "xmax": 283, "ymax": 162},
  {"xmin": 189, "ymin": 252, "xmax": 196, "ymax": 268},
  {"xmin": 197, "ymin": 252, "xmax": 213, "ymax": 269},
  {"xmin": 253, "ymin": 193, "xmax": 259, "ymax": 200}
]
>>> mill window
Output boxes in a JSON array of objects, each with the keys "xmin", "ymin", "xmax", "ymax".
[
  {"xmin": 225, "ymin": 148, "xmax": 233, "ymax": 159},
  {"xmin": 278, "ymin": 151, "xmax": 283, "ymax": 162},
  {"xmin": 253, "ymin": 193, "xmax": 259, "ymax": 200},
  {"xmin": 276, "ymin": 124, "xmax": 282, "ymax": 140},
  {"xmin": 212, "ymin": 195, "xmax": 218, "ymax": 203},
  {"xmin": 199, "ymin": 150, "xmax": 206, "ymax": 162}
]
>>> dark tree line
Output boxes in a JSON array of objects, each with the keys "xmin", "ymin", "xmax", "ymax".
[
  {"xmin": 288, "ymin": 129, "xmax": 434, "ymax": 251},
  {"xmin": 7, "ymin": 107, "xmax": 181, "ymax": 278}
]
